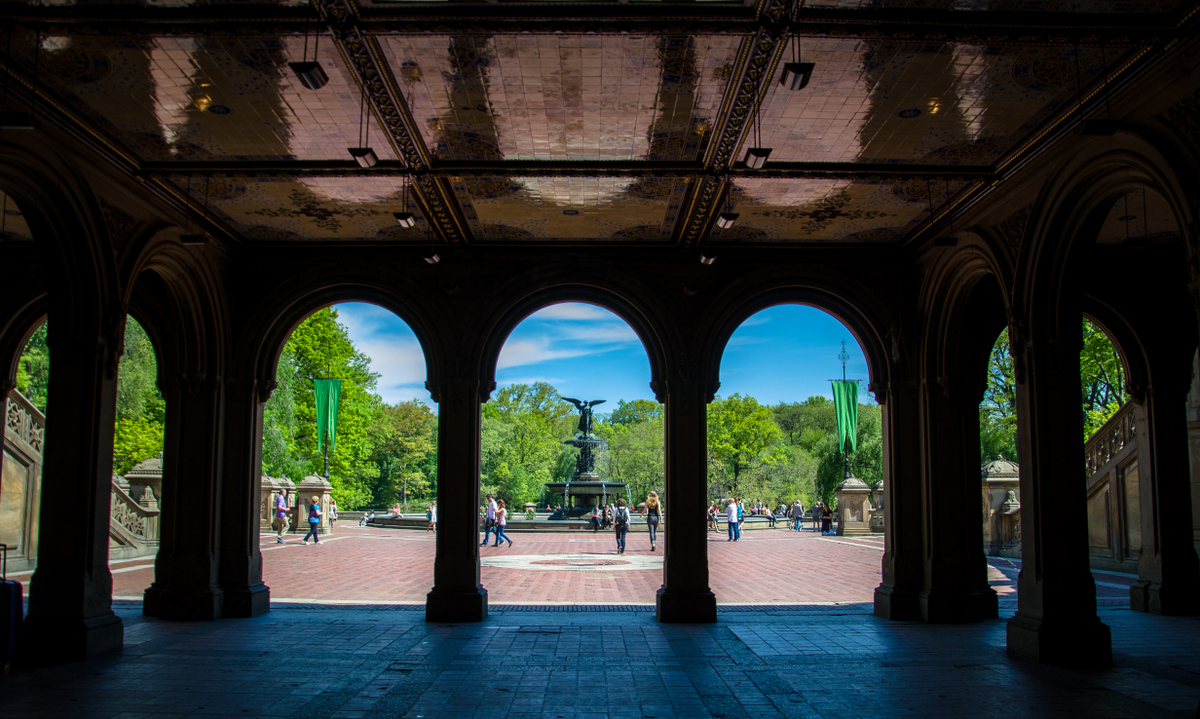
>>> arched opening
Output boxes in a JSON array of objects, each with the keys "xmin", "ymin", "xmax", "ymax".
[
  {"xmin": 480, "ymin": 301, "xmax": 663, "ymax": 605},
  {"xmin": 710, "ymin": 304, "xmax": 882, "ymax": 607},
  {"xmin": 3, "ymin": 320, "xmax": 47, "ymax": 575},
  {"xmin": 259, "ymin": 302, "xmax": 436, "ymax": 605}
]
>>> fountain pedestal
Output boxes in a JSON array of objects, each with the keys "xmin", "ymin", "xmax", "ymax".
[{"xmin": 546, "ymin": 437, "xmax": 628, "ymax": 519}]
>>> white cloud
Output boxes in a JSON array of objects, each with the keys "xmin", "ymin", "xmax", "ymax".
[
  {"xmin": 334, "ymin": 303, "xmax": 431, "ymax": 405},
  {"xmin": 531, "ymin": 303, "xmax": 615, "ymax": 321}
]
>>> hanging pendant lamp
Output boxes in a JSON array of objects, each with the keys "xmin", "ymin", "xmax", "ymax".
[
  {"xmin": 780, "ymin": 35, "xmax": 815, "ymax": 91},
  {"xmin": 290, "ymin": 25, "xmax": 329, "ymax": 90}
]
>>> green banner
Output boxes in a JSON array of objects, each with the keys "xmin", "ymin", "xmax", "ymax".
[
  {"xmin": 314, "ymin": 379, "xmax": 342, "ymax": 453},
  {"xmin": 831, "ymin": 380, "xmax": 860, "ymax": 454}
]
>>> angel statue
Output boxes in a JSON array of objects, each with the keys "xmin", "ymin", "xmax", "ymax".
[{"xmin": 562, "ymin": 398, "xmax": 606, "ymax": 437}]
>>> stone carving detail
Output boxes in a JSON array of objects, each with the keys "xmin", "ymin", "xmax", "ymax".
[
  {"xmin": 6, "ymin": 395, "xmax": 44, "ymax": 454},
  {"xmin": 997, "ymin": 205, "xmax": 1030, "ymax": 256},
  {"xmin": 1164, "ymin": 88, "xmax": 1200, "ymax": 153},
  {"xmin": 100, "ymin": 198, "xmax": 138, "ymax": 248},
  {"xmin": 111, "ymin": 491, "xmax": 148, "ymax": 538},
  {"xmin": 1084, "ymin": 401, "xmax": 1136, "ymax": 476}
]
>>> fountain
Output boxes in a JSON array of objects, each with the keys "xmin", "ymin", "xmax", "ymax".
[{"xmin": 545, "ymin": 398, "xmax": 627, "ymax": 519}]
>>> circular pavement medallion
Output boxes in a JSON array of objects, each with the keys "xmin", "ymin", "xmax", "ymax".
[{"xmin": 481, "ymin": 553, "xmax": 664, "ymax": 572}]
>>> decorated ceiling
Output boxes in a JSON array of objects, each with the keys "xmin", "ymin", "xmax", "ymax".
[{"xmin": 0, "ymin": 0, "xmax": 1193, "ymax": 245}]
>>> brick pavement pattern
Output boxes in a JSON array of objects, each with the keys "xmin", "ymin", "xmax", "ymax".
[
  {"xmin": 0, "ymin": 604, "xmax": 1194, "ymax": 718},
  {"xmin": 109, "ymin": 525, "xmax": 1133, "ymax": 606}
]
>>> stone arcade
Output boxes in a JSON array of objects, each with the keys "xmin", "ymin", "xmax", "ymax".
[{"xmin": 1, "ymin": 0, "xmax": 1199, "ymax": 682}]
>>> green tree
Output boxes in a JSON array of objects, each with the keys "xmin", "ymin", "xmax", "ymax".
[
  {"xmin": 14, "ymin": 322, "xmax": 48, "ymax": 413},
  {"xmin": 980, "ymin": 329, "xmax": 1019, "ymax": 463},
  {"xmin": 595, "ymin": 413, "xmax": 665, "ymax": 503},
  {"xmin": 1081, "ymin": 317, "xmax": 1127, "ymax": 438},
  {"xmin": 481, "ymin": 382, "xmax": 573, "ymax": 506},
  {"xmin": 707, "ymin": 393, "xmax": 784, "ymax": 496},
  {"xmin": 610, "ymin": 398, "xmax": 662, "ymax": 426},
  {"xmin": 112, "ymin": 318, "xmax": 165, "ymax": 474},
  {"xmin": 262, "ymin": 308, "xmax": 383, "ymax": 509},
  {"xmin": 372, "ymin": 399, "xmax": 437, "ymax": 508}
]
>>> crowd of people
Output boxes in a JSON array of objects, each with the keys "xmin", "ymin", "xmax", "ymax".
[{"xmin": 706, "ymin": 498, "xmax": 837, "ymax": 536}]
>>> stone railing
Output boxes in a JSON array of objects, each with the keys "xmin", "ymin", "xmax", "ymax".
[
  {"xmin": 110, "ymin": 477, "xmax": 159, "ymax": 555},
  {"xmin": 1084, "ymin": 402, "xmax": 1137, "ymax": 477},
  {"xmin": 1084, "ymin": 403, "xmax": 1137, "ymax": 480},
  {"xmin": 5, "ymin": 389, "xmax": 44, "ymax": 456}
]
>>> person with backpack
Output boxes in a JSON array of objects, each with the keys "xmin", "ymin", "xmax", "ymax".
[
  {"xmin": 302, "ymin": 495, "xmax": 322, "ymax": 545},
  {"xmin": 613, "ymin": 498, "xmax": 631, "ymax": 554},
  {"xmin": 641, "ymin": 491, "xmax": 662, "ymax": 551}
]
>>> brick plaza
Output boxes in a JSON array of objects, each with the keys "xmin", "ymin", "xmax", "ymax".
[{"xmin": 110, "ymin": 524, "xmax": 1134, "ymax": 608}]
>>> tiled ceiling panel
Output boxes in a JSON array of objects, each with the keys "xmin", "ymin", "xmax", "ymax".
[
  {"xmin": 379, "ymin": 34, "xmax": 740, "ymax": 161},
  {"xmin": 178, "ymin": 177, "xmax": 430, "ymax": 241},
  {"xmin": 802, "ymin": 0, "xmax": 1184, "ymax": 10},
  {"xmin": 0, "ymin": 192, "xmax": 33, "ymax": 241},
  {"xmin": 13, "ymin": 34, "xmax": 395, "ymax": 163},
  {"xmin": 756, "ymin": 39, "xmax": 1108, "ymax": 165},
  {"xmin": 455, "ymin": 175, "xmax": 683, "ymax": 241},
  {"xmin": 714, "ymin": 176, "xmax": 971, "ymax": 242}
]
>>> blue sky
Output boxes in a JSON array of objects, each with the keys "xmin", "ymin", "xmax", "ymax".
[{"xmin": 333, "ymin": 302, "xmax": 871, "ymax": 409}]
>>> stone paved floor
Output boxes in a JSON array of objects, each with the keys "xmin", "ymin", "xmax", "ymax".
[
  {"xmin": 1, "ymin": 604, "xmax": 1196, "ymax": 718},
  {"xmin": 105, "ymin": 526, "xmax": 1134, "ymax": 608}
]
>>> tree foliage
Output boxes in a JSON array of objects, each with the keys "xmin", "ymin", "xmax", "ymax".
[
  {"xmin": 706, "ymin": 393, "xmax": 785, "ymax": 496},
  {"xmin": 14, "ymin": 322, "xmax": 48, "ymax": 413},
  {"xmin": 979, "ymin": 319, "xmax": 1129, "ymax": 462}
]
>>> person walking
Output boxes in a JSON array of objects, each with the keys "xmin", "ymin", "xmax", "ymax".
[
  {"xmin": 493, "ymin": 499, "xmax": 512, "ymax": 547},
  {"xmin": 302, "ymin": 495, "xmax": 322, "ymax": 545},
  {"xmin": 613, "ymin": 498, "xmax": 631, "ymax": 554},
  {"xmin": 725, "ymin": 499, "xmax": 739, "ymax": 541},
  {"xmin": 642, "ymin": 491, "xmax": 662, "ymax": 551},
  {"xmin": 272, "ymin": 487, "xmax": 291, "ymax": 543},
  {"xmin": 480, "ymin": 493, "xmax": 497, "ymax": 546},
  {"xmin": 328, "ymin": 498, "xmax": 339, "ymax": 529},
  {"xmin": 822, "ymin": 504, "xmax": 834, "ymax": 535},
  {"xmin": 427, "ymin": 501, "xmax": 437, "ymax": 532}
]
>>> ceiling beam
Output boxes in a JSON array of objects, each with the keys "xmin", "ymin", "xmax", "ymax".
[
  {"xmin": 318, "ymin": 0, "xmax": 474, "ymax": 246},
  {"xmin": 138, "ymin": 160, "xmax": 995, "ymax": 182}
]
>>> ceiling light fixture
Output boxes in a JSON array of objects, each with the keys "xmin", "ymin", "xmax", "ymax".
[
  {"xmin": 699, "ymin": 255, "xmax": 716, "ymax": 265},
  {"xmin": 290, "ymin": 25, "xmax": 329, "ymax": 90},
  {"xmin": 717, "ymin": 212, "xmax": 739, "ymax": 229},
  {"xmin": 348, "ymin": 80, "xmax": 377, "ymax": 167},
  {"xmin": 424, "ymin": 253, "xmax": 440, "ymax": 264},
  {"xmin": 780, "ymin": 34, "xmax": 815, "ymax": 91},
  {"xmin": 743, "ymin": 94, "xmax": 771, "ymax": 168},
  {"xmin": 394, "ymin": 172, "xmax": 416, "ymax": 227}
]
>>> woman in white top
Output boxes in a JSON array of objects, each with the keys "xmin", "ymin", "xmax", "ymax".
[
  {"xmin": 492, "ymin": 499, "xmax": 513, "ymax": 547},
  {"xmin": 726, "ymin": 499, "xmax": 740, "ymax": 542},
  {"xmin": 427, "ymin": 501, "xmax": 437, "ymax": 532}
]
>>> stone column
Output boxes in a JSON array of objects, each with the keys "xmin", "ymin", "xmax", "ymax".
[
  {"xmin": 1129, "ymin": 375, "xmax": 1200, "ymax": 615},
  {"xmin": 1006, "ymin": 338, "xmax": 1111, "ymax": 666},
  {"xmin": 143, "ymin": 374, "xmax": 225, "ymax": 620},
  {"xmin": 216, "ymin": 375, "xmax": 271, "ymax": 618},
  {"xmin": 917, "ymin": 376, "xmax": 997, "ymax": 623},
  {"xmin": 23, "ymin": 328, "xmax": 123, "ymax": 663},
  {"xmin": 873, "ymin": 380, "xmax": 923, "ymax": 620},
  {"xmin": 656, "ymin": 372, "xmax": 717, "ymax": 623},
  {"xmin": 425, "ymin": 377, "xmax": 487, "ymax": 622}
]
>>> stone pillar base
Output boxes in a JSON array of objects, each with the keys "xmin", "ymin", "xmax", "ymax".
[
  {"xmin": 221, "ymin": 584, "xmax": 271, "ymax": 618},
  {"xmin": 154, "ymin": 588, "xmax": 225, "ymax": 621},
  {"xmin": 20, "ymin": 613, "xmax": 123, "ymax": 666},
  {"xmin": 656, "ymin": 587, "xmax": 716, "ymax": 623},
  {"xmin": 1130, "ymin": 579, "xmax": 1200, "ymax": 616},
  {"xmin": 874, "ymin": 585, "xmax": 920, "ymax": 620},
  {"xmin": 426, "ymin": 586, "xmax": 488, "ymax": 623},
  {"xmin": 1006, "ymin": 613, "xmax": 1112, "ymax": 667},
  {"xmin": 918, "ymin": 588, "xmax": 998, "ymax": 623},
  {"xmin": 838, "ymin": 523, "xmax": 872, "ymax": 537}
]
